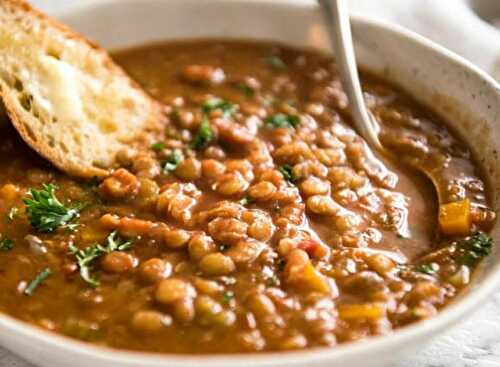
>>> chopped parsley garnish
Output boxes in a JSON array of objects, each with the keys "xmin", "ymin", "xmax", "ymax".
[
  {"xmin": 265, "ymin": 113, "xmax": 299, "ymax": 129},
  {"xmin": 150, "ymin": 142, "xmax": 166, "ymax": 151},
  {"xmin": 415, "ymin": 263, "xmax": 437, "ymax": 275},
  {"xmin": 161, "ymin": 150, "xmax": 183, "ymax": 173},
  {"xmin": 24, "ymin": 268, "xmax": 51, "ymax": 296},
  {"xmin": 68, "ymin": 245, "xmax": 104, "ymax": 287},
  {"xmin": 460, "ymin": 232, "xmax": 493, "ymax": 266},
  {"xmin": 222, "ymin": 291, "xmax": 234, "ymax": 304},
  {"xmin": 7, "ymin": 207, "xmax": 18, "ymax": 221},
  {"xmin": 190, "ymin": 116, "xmax": 214, "ymax": 150},
  {"xmin": 266, "ymin": 55, "xmax": 287, "ymax": 71},
  {"xmin": 239, "ymin": 196, "xmax": 255, "ymax": 206},
  {"xmin": 101, "ymin": 231, "xmax": 133, "ymax": 251},
  {"xmin": 23, "ymin": 184, "xmax": 82, "ymax": 233},
  {"xmin": 0, "ymin": 238, "xmax": 13, "ymax": 251},
  {"xmin": 69, "ymin": 231, "xmax": 133, "ymax": 287},
  {"xmin": 237, "ymin": 84, "xmax": 255, "ymax": 97},
  {"xmin": 278, "ymin": 164, "xmax": 296, "ymax": 183},
  {"xmin": 201, "ymin": 98, "xmax": 235, "ymax": 118}
]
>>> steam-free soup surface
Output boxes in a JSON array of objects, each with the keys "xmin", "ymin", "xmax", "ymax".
[{"xmin": 0, "ymin": 40, "xmax": 495, "ymax": 354}]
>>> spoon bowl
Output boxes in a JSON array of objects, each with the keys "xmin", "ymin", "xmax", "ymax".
[{"xmin": 319, "ymin": 0, "xmax": 447, "ymax": 205}]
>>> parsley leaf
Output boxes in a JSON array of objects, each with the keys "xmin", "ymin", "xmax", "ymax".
[
  {"xmin": 68, "ymin": 244, "xmax": 103, "ymax": 287},
  {"xmin": 23, "ymin": 184, "xmax": 82, "ymax": 233},
  {"xmin": 190, "ymin": 116, "xmax": 214, "ymax": 150},
  {"xmin": 0, "ymin": 238, "xmax": 13, "ymax": 251},
  {"xmin": 7, "ymin": 207, "xmax": 18, "ymax": 221},
  {"xmin": 202, "ymin": 98, "xmax": 235, "ymax": 118},
  {"xmin": 415, "ymin": 263, "xmax": 437, "ymax": 275},
  {"xmin": 278, "ymin": 164, "xmax": 296, "ymax": 183},
  {"xmin": 104, "ymin": 230, "xmax": 134, "ymax": 252},
  {"xmin": 222, "ymin": 291, "xmax": 234, "ymax": 304},
  {"xmin": 161, "ymin": 150, "xmax": 183, "ymax": 173},
  {"xmin": 460, "ymin": 232, "xmax": 493, "ymax": 266},
  {"xmin": 69, "ymin": 231, "xmax": 133, "ymax": 287},
  {"xmin": 265, "ymin": 113, "xmax": 300, "ymax": 129},
  {"xmin": 24, "ymin": 268, "xmax": 51, "ymax": 296},
  {"xmin": 266, "ymin": 56, "xmax": 287, "ymax": 71},
  {"xmin": 150, "ymin": 142, "xmax": 166, "ymax": 151}
]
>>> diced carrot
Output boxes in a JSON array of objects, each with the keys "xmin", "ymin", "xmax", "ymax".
[
  {"xmin": 301, "ymin": 262, "xmax": 331, "ymax": 293},
  {"xmin": 338, "ymin": 303, "xmax": 385, "ymax": 321},
  {"xmin": 439, "ymin": 199, "xmax": 471, "ymax": 236},
  {"xmin": 285, "ymin": 249, "xmax": 331, "ymax": 294}
]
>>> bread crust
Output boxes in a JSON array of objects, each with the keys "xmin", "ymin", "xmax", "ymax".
[{"xmin": 0, "ymin": 0, "xmax": 164, "ymax": 178}]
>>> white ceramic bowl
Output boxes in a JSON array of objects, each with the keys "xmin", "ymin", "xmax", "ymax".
[{"xmin": 1, "ymin": 1, "xmax": 499, "ymax": 366}]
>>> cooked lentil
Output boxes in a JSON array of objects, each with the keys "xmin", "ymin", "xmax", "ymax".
[{"xmin": 0, "ymin": 40, "xmax": 495, "ymax": 354}]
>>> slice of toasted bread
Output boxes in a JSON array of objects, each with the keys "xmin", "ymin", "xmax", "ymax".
[{"xmin": 0, "ymin": 0, "xmax": 164, "ymax": 178}]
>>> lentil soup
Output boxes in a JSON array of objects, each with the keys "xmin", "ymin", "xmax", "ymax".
[{"xmin": 0, "ymin": 40, "xmax": 495, "ymax": 354}]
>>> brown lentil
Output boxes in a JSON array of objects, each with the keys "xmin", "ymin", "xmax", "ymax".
[{"xmin": 0, "ymin": 39, "xmax": 494, "ymax": 356}]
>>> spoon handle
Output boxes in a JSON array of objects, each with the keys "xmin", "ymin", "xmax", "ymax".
[{"xmin": 318, "ymin": 0, "xmax": 382, "ymax": 150}]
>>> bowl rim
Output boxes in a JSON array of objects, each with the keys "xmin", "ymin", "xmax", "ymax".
[{"xmin": 1, "ymin": 0, "xmax": 499, "ymax": 365}]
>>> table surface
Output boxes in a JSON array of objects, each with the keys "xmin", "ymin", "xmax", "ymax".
[{"xmin": 1, "ymin": 1, "xmax": 499, "ymax": 366}]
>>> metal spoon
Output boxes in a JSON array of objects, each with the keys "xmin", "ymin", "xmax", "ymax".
[
  {"xmin": 318, "ymin": 0, "xmax": 383, "ymax": 152},
  {"xmin": 318, "ymin": 0, "xmax": 447, "ymax": 204}
]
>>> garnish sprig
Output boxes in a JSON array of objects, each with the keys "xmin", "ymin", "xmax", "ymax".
[
  {"xmin": 279, "ymin": 164, "xmax": 297, "ymax": 183},
  {"xmin": 0, "ymin": 238, "xmax": 13, "ymax": 251},
  {"xmin": 415, "ymin": 263, "xmax": 438, "ymax": 275},
  {"xmin": 69, "ymin": 231, "xmax": 133, "ymax": 287},
  {"xmin": 460, "ymin": 232, "xmax": 493, "ymax": 266},
  {"xmin": 201, "ymin": 98, "xmax": 235, "ymax": 118},
  {"xmin": 162, "ymin": 150, "xmax": 183, "ymax": 173},
  {"xmin": 23, "ymin": 184, "xmax": 82, "ymax": 233},
  {"xmin": 24, "ymin": 268, "xmax": 51, "ymax": 296},
  {"xmin": 190, "ymin": 116, "xmax": 215, "ymax": 151},
  {"xmin": 265, "ymin": 114, "xmax": 299, "ymax": 129}
]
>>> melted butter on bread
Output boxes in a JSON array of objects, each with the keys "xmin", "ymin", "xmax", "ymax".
[{"xmin": 0, "ymin": 0, "xmax": 163, "ymax": 177}]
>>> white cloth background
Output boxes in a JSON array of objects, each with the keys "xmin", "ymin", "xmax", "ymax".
[
  {"xmin": 31, "ymin": 0, "xmax": 500, "ymax": 80},
  {"xmin": 1, "ymin": 1, "xmax": 499, "ymax": 366}
]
